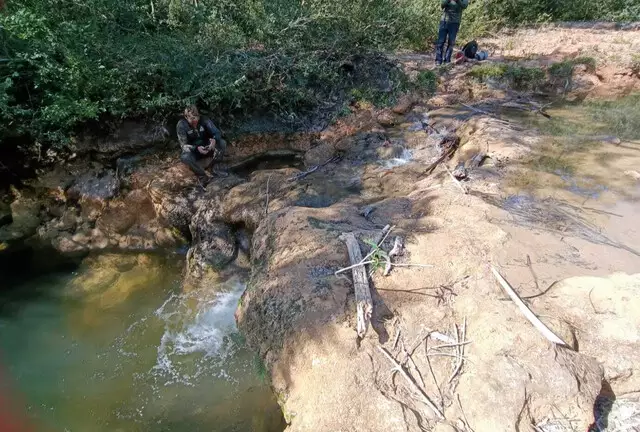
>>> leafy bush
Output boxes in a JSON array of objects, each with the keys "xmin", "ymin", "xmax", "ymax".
[{"xmin": 0, "ymin": 0, "xmax": 636, "ymax": 162}]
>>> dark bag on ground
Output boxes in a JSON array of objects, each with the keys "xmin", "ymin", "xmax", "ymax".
[{"xmin": 462, "ymin": 40, "xmax": 478, "ymax": 59}]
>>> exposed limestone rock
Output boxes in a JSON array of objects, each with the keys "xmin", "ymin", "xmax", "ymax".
[
  {"xmin": 186, "ymin": 214, "xmax": 236, "ymax": 281},
  {"xmin": 0, "ymin": 194, "xmax": 42, "ymax": 242},
  {"xmin": 66, "ymin": 170, "xmax": 119, "ymax": 221}
]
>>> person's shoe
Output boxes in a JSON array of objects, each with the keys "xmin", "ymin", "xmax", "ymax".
[
  {"xmin": 210, "ymin": 167, "xmax": 229, "ymax": 178},
  {"xmin": 196, "ymin": 175, "xmax": 211, "ymax": 188}
]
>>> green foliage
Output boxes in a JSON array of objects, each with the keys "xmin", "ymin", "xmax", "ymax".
[
  {"xmin": 363, "ymin": 239, "xmax": 389, "ymax": 274},
  {"xmin": 415, "ymin": 70, "xmax": 438, "ymax": 95},
  {"xmin": 549, "ymin": 57, "xmax": 597, "ymax": 79},
  {"xmin": 0, "ymin": 0, "xmax": 636, "ymax": 160},
  {"xmin": 469, "ymin": 63, "xmax": 544, "ymax": 90},
  {"xmin": 468, "ymin": 64, "xmax": 508, "ymax": 80}
]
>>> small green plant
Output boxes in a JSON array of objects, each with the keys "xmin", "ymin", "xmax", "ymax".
[
  {"xmin": 574, "ymin": 56, "xmax": 597, "ymax": 72},
  {"xmin": 549, "ymin": 61, "xmax": 575, "ymax": 79},
  {"xmin": 415, "ymin": 70, "xmax": 438, "ymax": 95},
  {"xmin": 469, "ymin": 63, "xmax": 543, "ymax": 89},
  {"xmin": 363, "ymin": 239, "xmax": 389, "ymax": 274}
]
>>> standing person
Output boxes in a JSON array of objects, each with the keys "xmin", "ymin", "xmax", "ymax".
[
  {"xmin": 177, "ymin": 105, "xmax": 228, "ymax": 182},
  {"xmin": 436, "ymin": 0, "xmax": 469, "ymax": 65}
]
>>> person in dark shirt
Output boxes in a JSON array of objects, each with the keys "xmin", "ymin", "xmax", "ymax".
[
  {"xmin": 436, "ymin": 0, "xmax": 469, "ymax": 65},
  {"xmin": 176, "ymin": 105, "xmax": 227, "ymax": 181}
]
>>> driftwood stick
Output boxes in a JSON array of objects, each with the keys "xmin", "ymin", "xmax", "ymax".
[
  {"xmin": 384, "ymin": 236, "xmax": 404, "ymax": 276},
  {"xmin": 340, "ymin": 233, "xmax": 373, "ymax": 338},
  {"xmin": 448, "ymin": 323, "xmax": 463, "ymax": 383},
  {"xmin": 377, "ymin": 346, "xmax": 445, "ymax": 420},
  {"xmin": 401, "ymin": 340, "xmax": 426, "ymax": 392},
  {"xmin": 431, "ymin": 331, "xmax": 456, "ymax": 344},
  {"xmin": 429, "ymin": 340, "xmax": 473, "ymax": 350},
  {"xmin": 264, "ymin": 174, "xmax": 272, "ymax": 216},
  {"xmin": 287, "ymin": 154, "xmax": 341, "ymax": 181},
  {"xmin": 335, "ymin": 260, "xmax": 374, "ymax": 275},
  {"xmin": 490, "ymin": 266, "xmax": 568, "ymax": 346},
  {"xmin": 424, "ymin": 338, "xmax": 444, "ymax": 411},
  {"xmin": 445, "ymin": 165, "xmax": 469, "ymax": 194},
  {"xmin": 457, "ymin": 394, "xmax": 476, "ymax": 432},
  {"xmin": 423, "ymin": 146, "xmax": 456, "ymax": 176}
]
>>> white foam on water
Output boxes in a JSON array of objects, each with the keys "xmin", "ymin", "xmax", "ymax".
[
  {"xmin": 152, "ymin": 283, "xmax": 245, "ymax": 385},
  {"xmin": 382, "ymin": 148, "xmax": 413, "ymax": 169}
]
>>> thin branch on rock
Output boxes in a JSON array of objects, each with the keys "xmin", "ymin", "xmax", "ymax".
[
  {"xmin": 264, "ymin": 174, "xmax": 272, "ymax": 216},
  {"xmin": 429, "ymin": 340, "xmax": 473, "ymax": 350},
  {"xmin": 384, "ymin": 236, "xmax": 404, "ymax": 276},
  {"xmin": 377, "ymin": 346, "xmax": 444, "ymax": 420},
  {"xmin": 287, "ymin": 154, "xmax": 341, "ymax": 181},
  {"xmin": 401, "ymin": 340, "xmax": 426, "ymax": 393},
  {"xmin": 448, "ymin": 323, "xmax": 463, "ymax": 383},
  {"xmin": 457, "ymin": 394, "xmax": 476, "ymax": 432},
  {"xmin": 491, "ymin": 265, "xmax": 568, "ymax": 347},
  {"xmin": 424, "ymin": 338, "xmax": 444, "ymax": 411},
  {"xmin": 444, "ymin": 165, "xmax": 469, "ymax": 194}
]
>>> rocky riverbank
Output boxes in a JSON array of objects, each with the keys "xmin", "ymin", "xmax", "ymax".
[{"xmin": 2, "ymin": 26, "xmax": 640, "ymax": 432}]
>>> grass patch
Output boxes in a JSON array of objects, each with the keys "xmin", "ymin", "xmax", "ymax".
[
  {"xmin": 468, "ymin": 64, "xmax": 508, "ymax": 80},
  {"xmin": 549, "ymin": 57, "xmax": 597, "ymax": 79},
  {"xmin": 585, "ymin": 94, "xmax": 640, "ymax": 141},
  {"xmin": 531, "ymin": 154, "xmax": 575, "ymax": 174},
  {"xmin": 469, "ymin": 63, "xmax": 545, "ymax": 90},
  {"xmin": 415, "ymin": 70, "xmax": 438, "ymax": 95},
  {"xmin": 505, "ymin": 169, "xmax": 542, "ymax": 191}
]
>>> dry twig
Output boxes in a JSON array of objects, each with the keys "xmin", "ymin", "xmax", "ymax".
[
  {"xmin": 457, "ymin": 394, "xmax": 476, "ymax": 432},
  {"xmin": 264, "ymin": 174, "xmax": 272, "ymax": 216},
  {"xmin": 377, "ymin": 346, "xmax": 444, "ymax": 420},
  {"xmin": 444, "ymin": 165, "xmax": 469, "ymax": 194},
  {"xmin": 491, "ymin": 265, "xmax": 568, "ymax": 346}
]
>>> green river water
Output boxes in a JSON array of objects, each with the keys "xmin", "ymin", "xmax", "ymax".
[{"xmin": 0, "ymin": 252, "xmax": 284, "ymax": 432}]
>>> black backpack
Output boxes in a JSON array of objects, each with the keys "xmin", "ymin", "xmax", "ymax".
[{"xmin": 462, "ymin": 40, "xmax": 478, "ymax": 59}]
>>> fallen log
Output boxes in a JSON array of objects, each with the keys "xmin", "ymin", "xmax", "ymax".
[{"xmin": 340, "ymin": 232, "xmax": 373, "ymax": 338}]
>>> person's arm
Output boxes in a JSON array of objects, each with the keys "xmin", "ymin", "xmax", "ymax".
[
  {"xmin": 441, "ymin": 0, "xmax": 448, "ymax": 8},
  {"xmin": 176, "ymin": 120, "xmax": 194, "ymax": 152},
  {"xmin": 202, "ymin": 117, "xmax": 223, "ymax": 144},
  {"xmin": 459, "ymin": 0, "xmax": 469, "ymax": 9}
]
